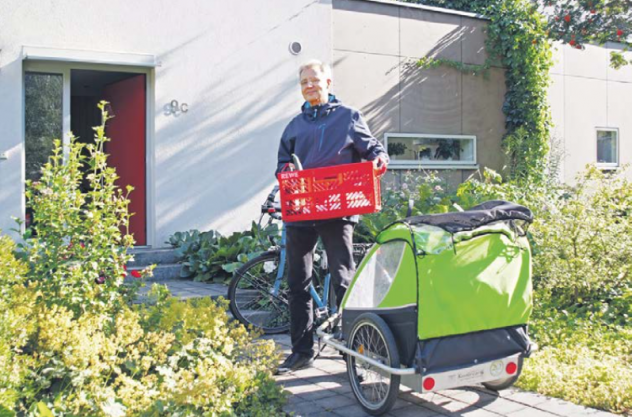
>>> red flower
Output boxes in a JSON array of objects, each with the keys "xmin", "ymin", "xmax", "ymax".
[
  {"xmin": 80, "ymin": 242, "xmax": 85, "ymax": 248},
  {"xmin": 570, "ymin": 40, "xmax": 576, "ymax": 46},
  {"xmin": 131, "ymin": 270, "xmax": 142, "ymax": 278},
  {"xmin": 555, "ymin": 16, "xmax": 560, "ymax": 21},
  {"xmin": 590, "ymin": 9, "xmax": 596, "ymax": 14},
  {"xmin": 564, "ymin": 15, "xmax": 571, "ymax": 23},
  {"xmin": 95, "ymin": 276, "xmax": 106, "ymax": 285},
  {"xmin": 617, "ymin": 29, "xmax": 624, "ymax": 37}
]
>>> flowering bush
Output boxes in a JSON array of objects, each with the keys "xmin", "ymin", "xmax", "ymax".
[
  {"xmin": 0, "ymin": 104, "xmax": 285, "ymax": 416},
  {"xmin": 18, "ymin": 102, "xmax": 137, "ymax": 315}
]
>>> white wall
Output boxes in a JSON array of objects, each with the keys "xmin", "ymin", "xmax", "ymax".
[
  {"xmin": 548, "ymin": 41, "xmax": 632, "ymax": 183},
  {"xmin": 0, "ymin": 0, "xmax": 332, "ymax": 247}
]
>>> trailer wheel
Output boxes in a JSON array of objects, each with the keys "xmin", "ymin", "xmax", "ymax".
[
  {"xmin": 483, "ymin": 357, "xmax": 524, "ymax": 391},
  {"xmin": 346, "ymin": 313, "xmax": 400, "ymax": 416}
]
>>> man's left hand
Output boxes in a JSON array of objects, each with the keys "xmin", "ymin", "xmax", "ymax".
[{"xmin": 373, "ymin": 155, "xmax": 388, "ymax": 176}]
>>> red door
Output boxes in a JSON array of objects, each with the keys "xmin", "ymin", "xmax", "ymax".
[{"xmin": 103, "ymin": 75, "xmax": 147, "ymax": 245}]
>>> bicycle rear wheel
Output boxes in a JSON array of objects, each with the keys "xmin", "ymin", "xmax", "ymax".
[
  {"xmin": 228, "ymin": 251, "xmax": 290, "ymax": 334},
  {"xmin": 347, "ymin": 313, "xmax": 400, "ymax": 416}
]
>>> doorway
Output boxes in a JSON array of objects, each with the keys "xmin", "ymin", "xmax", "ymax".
[
  {"xmin": 70, "ymin": 70, "xmax": 147, "ymax": 245},
  {"xmin": 24, "ymin": 63, "xmax": 149, "ymax": 246}
]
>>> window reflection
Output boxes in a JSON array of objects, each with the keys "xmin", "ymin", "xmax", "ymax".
[{"xmin": 24, "ymin": 72, "xmax": 63, "ymax": 227}]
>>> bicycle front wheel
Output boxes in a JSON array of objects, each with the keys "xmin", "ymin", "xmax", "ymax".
[{"xmin": 228, "ymin": 251, "xmax": 291, "ymax": 334}]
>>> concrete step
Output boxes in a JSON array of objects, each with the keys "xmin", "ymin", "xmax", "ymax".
[
  {"xmin": 132, "ymin": 279, "xmax": 228, "ymax": 304},
  {"xmin": 128, "ymin": 247, "xmax": 179, "ymax": 267}
]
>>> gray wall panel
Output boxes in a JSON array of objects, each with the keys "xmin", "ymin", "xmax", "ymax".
[
  {"xmin": 399, "ymin": 65, "xmax": 462, "ymax": 134},
  {"xmin": 400, "ymin": 8, "xmax": 462, "ymax": 61},
  {"xmin": 460, "ymin": 17, "xmax": 487, "ymax": 66},
  {"xmin": 333, "ymin": 0, "xmax": 399, "ymax": 55},
  {"xmin": 332, "ymin": 50, "xmax": 401, "ymax": 140},
  {"xmin": 462, "ymin": 68, "xmax": 506, "ymax": 172}
]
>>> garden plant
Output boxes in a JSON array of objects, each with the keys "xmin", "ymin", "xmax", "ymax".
[{"xmin": 0, "ymin": 103, "xmax": 286, "ymax": 416}]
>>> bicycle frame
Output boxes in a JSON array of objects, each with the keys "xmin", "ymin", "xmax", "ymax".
[{"xmin": 271, "ymin": 223, "xmax": 334, "ymax": 314}]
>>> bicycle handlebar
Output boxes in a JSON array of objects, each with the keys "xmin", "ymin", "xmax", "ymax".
[{"xmin": 261, "ymin": 185, "xmax": 282, "ymax": 220}]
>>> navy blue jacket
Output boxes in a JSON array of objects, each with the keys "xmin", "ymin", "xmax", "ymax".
[{"xmin": 276, "ymin": 95, "xmax": 388, "ymax": 226}]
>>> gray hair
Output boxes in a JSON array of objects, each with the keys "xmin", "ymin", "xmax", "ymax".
[{"xmin": 299, "ymin": 59, "xmax": 333, "ymax": 81}]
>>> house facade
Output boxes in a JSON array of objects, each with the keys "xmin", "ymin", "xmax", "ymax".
[{"xmin": 1, "ymin": 0, "xmax": 630, "ymax": 247}]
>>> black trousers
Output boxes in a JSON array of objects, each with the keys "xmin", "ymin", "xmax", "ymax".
[{"xmin": 286, "ymin": 220, "xmax": 355, "ymax": 356}]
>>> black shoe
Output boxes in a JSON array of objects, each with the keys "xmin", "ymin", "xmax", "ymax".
[{"xmin": 276, "ymin": 352, "xmax": 314, "ymax": 375}]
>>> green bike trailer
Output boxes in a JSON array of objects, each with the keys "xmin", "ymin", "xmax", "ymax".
[{"xmin": 317, "ymin": 200, "xmax": 535, "ymax": 416}]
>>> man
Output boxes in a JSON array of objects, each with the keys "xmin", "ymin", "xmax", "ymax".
[{"xmin": 275, "ymin": 60, "xmax": 389, "ymax": 373}]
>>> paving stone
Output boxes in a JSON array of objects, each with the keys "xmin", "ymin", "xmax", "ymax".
[
  {"xmin": 438, "ymin": 388, "xmax": 498, "ymax": 407},
  {"xmin": 285, "ymin": 401, "xmax": 329, "ymax": 416},
  {"xmin": 387, "ymin": 404, "xmax": 440, "ymax": 417},
  {"xmin": 506, "ymin": 407, "xmax": 559, "ymax": 417},
  {"xmin": 420, "ymin": 396, "xmax": 480, "ymax": 415},
  {"xmin": 501, "ymin": 389, "xmax": 551, "ymax": 407},
  {"xmin": 314, "ymin": 394, "xmax": 357, "ymax": 411},
  {"xmin": 533, "ymin": 398, "xmax": 619, "ymax": 417},
  {"xmin": 450, "ymin": 408, "xmax": 503, "ymax": 417},
  {"xmin": 478, "ymin": 398, "xmax": 528, "ymax": 415},
  {"xmin": 330, "ymin": 404, "xmax": 377, "ymax": 417},
  {"xmin": 297, "ymin": 388, "xmax": 340, "ymax": 402}
]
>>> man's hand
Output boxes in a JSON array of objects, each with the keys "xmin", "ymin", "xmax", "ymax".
[{"xmin": 373, "ymin": 155, "xmax": 388, "ymax": 176}]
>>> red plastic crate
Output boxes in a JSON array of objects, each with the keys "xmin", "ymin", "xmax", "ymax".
[{"xmin": 277, "ymin": 162, "xmax": 382, "ymax": 222}]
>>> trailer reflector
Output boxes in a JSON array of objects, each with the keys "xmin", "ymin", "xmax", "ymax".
[
  {"xmin": 423, "ymin": 377, "xmax": 436, "ymax": 391},
  {"xmin": 506, "ymin": 362, "xmax": 517, "ymax": 375}
]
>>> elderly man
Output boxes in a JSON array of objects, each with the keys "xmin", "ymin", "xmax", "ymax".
[{"xmin": 275, "ymin": 60, "xmax": 389, "ymax": 373}]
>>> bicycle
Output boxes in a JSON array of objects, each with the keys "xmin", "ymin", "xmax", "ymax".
[{"xmin": 227, "ymin": 186, "xmax": 371, "ymax": 335}]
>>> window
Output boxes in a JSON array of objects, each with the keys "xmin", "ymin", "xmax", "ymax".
[
  {"xmin": 384, "ymin": 133, "xmax": 476, "ymax": 168},
  {"xmin": 596, "ymin": 128, "xmax": 619, "ymax": 169},
  {"xmin": 25, "ymin": 72, "xmax": 63, "ymax": 183}
]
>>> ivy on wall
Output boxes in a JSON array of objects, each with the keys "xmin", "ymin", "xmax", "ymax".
[{"xmin": 405, "ymin": 0, "xmax": 554, "ymax": 182}]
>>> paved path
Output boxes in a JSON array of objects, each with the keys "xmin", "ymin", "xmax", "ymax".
[
  {"xmin": 265, "ymin": 334, "xmax": 618, "ymax": 417},
  {"xmin": 145, "ymin": 280, "xmax": 620, "ymax": 417}
]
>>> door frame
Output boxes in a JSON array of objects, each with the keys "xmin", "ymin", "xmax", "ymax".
[{"xmin": 22, "ymin": 60, "xmax": 156, "ymax": 247}]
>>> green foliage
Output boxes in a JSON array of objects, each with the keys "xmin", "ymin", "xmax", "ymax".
[
  {"xmin": 519, "ymin": 307, "xmax": 632, "ymax": 414},
  {"xmin": 0, "ymin": 284, "xmax": 284, "ymax": 415},
  {"xmin": 539, "ymin": 0, "xmax": 631, "ymax": 65},
  {"xmin": 416, "ymin": 56, "xmax": 490, "ymax": 77},
  {"xmin": 0, "ymin": 104, "xmax": 286, "ymax": 416},
  {"xmin": 168, "ymin": 222, "xmax": 281, "ymax": 283},
  {"xmin": 355, "ymin": 171, "xmax": 476, "ymax": 243},
  {"xmin": 407, "ymin": 0, "xmax": 554, "ymax": 182},
  {"xmin": 17, "ymin": 102, "xmax": 138, "ymax": 315}
]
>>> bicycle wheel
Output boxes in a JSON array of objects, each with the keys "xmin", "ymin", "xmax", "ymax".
[
  {"xmin": 346, "ymin": 313, "xmax": 400, "ymax": 416},
  {"xmin": 228, "ymin": 251, "xmax": 290, "ymax": 334}
]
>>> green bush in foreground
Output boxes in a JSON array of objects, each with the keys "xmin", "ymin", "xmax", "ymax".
[
  {"xmin": 0, "ymin": 103, "xmax": 285, "ymax": 416},
  {"xmin": 520, "ymin": 307, "xmax": 632, "ymax": 414}
]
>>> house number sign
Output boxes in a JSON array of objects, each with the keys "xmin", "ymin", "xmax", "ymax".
[{"xmin": 166, "ymin": 99, "xmax": 189, "ymax": 115}]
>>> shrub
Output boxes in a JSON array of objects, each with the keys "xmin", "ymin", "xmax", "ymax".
[
  {"xmin": 18, "ymin": 102, "xmax": 137, "ymax": 315},
  {"xmin": 0, "ymin": 284, "xmax": 284, "ymax": 416},
  {"xmin": 0, "ymin": 103, "xmax": 286, "ymax": 416},
  {"xmin": 519, "ymin": 308, "xmax": 632, "ymax": 414}
]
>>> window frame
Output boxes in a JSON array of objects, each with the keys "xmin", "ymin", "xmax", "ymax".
[
  {"xmin": 383, "ymin": 133, "xmax": 478, "ymax": 169},
  {"xmin": 595, "ymin": 127, "xmax": 619, "ymax": 170}
]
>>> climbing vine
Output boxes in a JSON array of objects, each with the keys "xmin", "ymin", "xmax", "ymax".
[{"xmin": 404, "ymin": 0, "xmax": 555, "ymax": 182}]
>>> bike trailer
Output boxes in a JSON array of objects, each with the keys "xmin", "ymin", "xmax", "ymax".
[{"xmin": 318, "ymin": 200, "xmax": 535, "ymax": 415}]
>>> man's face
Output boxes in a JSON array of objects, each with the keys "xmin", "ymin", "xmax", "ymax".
[{"xmin": 300, "ymin": 67, "xmax": 331, "ymax": 106}]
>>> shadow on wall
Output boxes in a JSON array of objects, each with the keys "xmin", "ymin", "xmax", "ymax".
[{"xmin": 146, "ymin": 1, "xmax": 328, "ymax": 243}]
